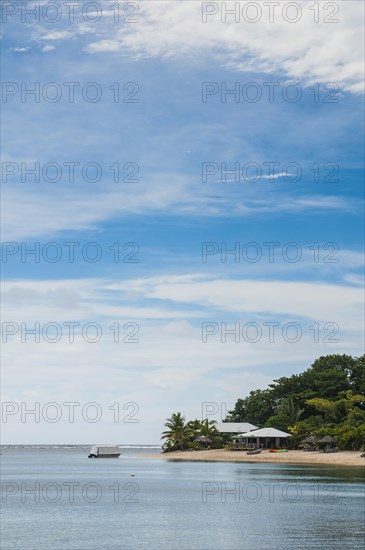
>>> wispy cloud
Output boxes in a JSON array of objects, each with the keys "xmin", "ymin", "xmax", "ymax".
[
  {"xmin": 10, "ymin": 2, "xmax": 363, "ymax": 93},
  {"xmin": 1, "ymin": 274, "xmax": 363, "ymax": 443},
  {"xmin": 1, "ymin": 0, "xmax": 363, "ymax": 445},
  {"xmin": 2, "ymin": 181, "xmax": 358, "ymax": 240},
  {"xmin": 8, "ymin": 47, "xmax": 29, "ymax": 53},
  {"xmin": 41, "ymin": 45, "xmax": 56, "ymax": 52},
  {"xmin": 107, "ymin": 274, "xmax": 364, "ymax": 329},
  {"xmin": 40, "ymin": 31, "xmax": 74, "ymax": 41},
  {"xmin": 84, "ymin": 1, "xmax": 364, "ymax": 93}
]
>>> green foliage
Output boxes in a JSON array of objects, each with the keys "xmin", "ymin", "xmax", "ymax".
[
  {"xmin": 187, "ymin": 441, "xmax": 204, "ymax": 451},
  {"xmin": 161, "ymin": 412, "xmax": 192, "ymax": 451},
  {"xmin": 288, "ymin": 416, "xmax": 324, "ymax": 439},
  {"xmin": 161, "ymin": 415, "xmax": 223, "ymax": 452},
  {"xmin": 265, "ymin": 397, "xmax": 304, "ymax": 431},
  {"xmin": 225, "ymin": 389, "xmax": 276, "ymax": 426},
  {"xmin": 335, "ymin": 423, "xmax": 365, "ymax": 450},
  {"xmin": 224, "ymin": 354, "xmax": 365, "ymax": 450}
]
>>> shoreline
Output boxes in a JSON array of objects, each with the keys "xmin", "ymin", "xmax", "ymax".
[{"xmin": 142, "ymin": 449, "xmax": 365, "ymax": 467}]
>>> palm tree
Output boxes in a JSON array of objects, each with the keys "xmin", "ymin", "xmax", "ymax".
[
  {"xmin": 200, "ymin": 419, "xmax": 219, "ymax": 437},
  {"xmin": 185, "ymin": 418, "xmax": 223, "ymax": 448},
  {"xmin": 278, "ymin": 397, "xmax": 304, "ymax": 424},
  {"xmin": 186, "ymin": 419, "xmax": 202, "ymax": 434},
  {"xmin": 161, "ymin": 412, "xmax": 191, "ymax": 451}
]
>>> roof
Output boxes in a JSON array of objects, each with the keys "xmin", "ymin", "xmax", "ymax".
[
  {"xmin": 214, "ymin": 422, "xmax": 258, "ymax": 433},
  {"xmin": 92, "ymin": 446, "xmax": 121, "ymax": 454},
  {"xmin": 238, "ymin": 427, "xmax": 292, "ymax": 438}
]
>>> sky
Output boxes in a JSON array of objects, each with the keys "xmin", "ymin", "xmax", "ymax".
[{"xmin": 1, "ymin": 0, "xmax": 364, "ymax": 444}]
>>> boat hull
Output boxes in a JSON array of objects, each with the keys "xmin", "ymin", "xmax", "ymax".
[
  {"xmin": 88, "ymin": 453, "xmax": 121, "ymax": 458},
  {"xmin": 88, "ymin": 445, "xmax": 121, "ymax": 458}
]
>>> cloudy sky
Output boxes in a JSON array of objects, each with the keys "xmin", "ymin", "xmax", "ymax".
[{"xmin": 1, "ymin": 0, "xmax": 364, "ymax": 444}]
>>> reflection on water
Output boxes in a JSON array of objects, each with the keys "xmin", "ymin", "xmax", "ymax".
[{"xmin": 1, "ymin": 447, "xmax": 364, "ymax": 550}]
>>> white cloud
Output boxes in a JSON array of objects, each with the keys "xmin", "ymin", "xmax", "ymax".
[
  {"xmin": 343, "ymin": 274, "xmax": 364, "ymax": 286},
  {"xmin": 108, "ymin": 274, "xmax": 364, "ymax": 330},
  {"xmin": 2, "ymin": 0, "xmax": 363, "ymax": 445},
  {"xmin": 213, "ymin": 371, "xmax": 274, "ymax": 397},
  {"xmin": 86, "ymin": 39, "xmax": 121, "ymax": 53},
  {"xmin": 8, "ymin": 47, "xmax": 29, "ymax": 53},
  {"xmin": 41, "ymin": 45, "xmax": 56, "ymax": 52},
  {"xmin": 84, "ymin": 0, "xmax": 364, "ymax": 94},
  {"xmin": 41, "ymin": 31, "xmax": 73, "ymax": 41},
  {"xmin": 2, "ymin": 275, "xmax": 362, "ymax": 443},
  {"xmin": 19, "ymin": 1, "xmax": 363, "ymax": 93},
  {"xmin": 2, "ymin": 179, "xmax": 358, "ymax": 240},
  {"xmin": 3, "ymin": 274, "xmax": 362, "ymax": 339}
]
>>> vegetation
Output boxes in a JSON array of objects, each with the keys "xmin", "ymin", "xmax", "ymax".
[
  {"xmin": 161, "ymin": 414, "xmax": 223, "ymax": 452},
  {"xmin": 161, "ymin": 412, "xmax": 192, "ymax": 451},
  {"xmin": 225, "ymin": 354, "xmax": 365, "ymax": 450},
  {"xmin": 161, "ymin": 355, "xmax": 365, "ymax": 452}
]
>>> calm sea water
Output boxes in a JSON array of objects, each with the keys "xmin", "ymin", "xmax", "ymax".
[{"xmin": 1, "ymin": 446, "xmax": 364, "ymax": 550}]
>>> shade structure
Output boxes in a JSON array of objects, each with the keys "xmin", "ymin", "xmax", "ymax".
[
  {"xmin": 319, "ymin": 435, "xmax": 337, "ymax": 443},
  {"xmin": 194, "ymin": 436, "xmax": 213, "ymax": 444},
  {"xmin": 302, "ymin": 435, "xmax": 319, "ymax": 444},
  {"xmin": 238, "ymin": 427, "xmax": 292, "ymax": 438}
]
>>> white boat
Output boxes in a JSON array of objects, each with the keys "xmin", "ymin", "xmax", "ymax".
[{"xmin": 88, "ymin": 445, "xmax": 121, "ymax": 458}]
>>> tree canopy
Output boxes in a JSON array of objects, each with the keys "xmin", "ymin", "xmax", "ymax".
[{"xmin": 224, "ymin": 354, "xmax": 365, "ymax": 450}]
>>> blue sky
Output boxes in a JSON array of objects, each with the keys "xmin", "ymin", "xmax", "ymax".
[{"xmin": 1, "ymin": 1, "xmax": 364, "ymax": 444}]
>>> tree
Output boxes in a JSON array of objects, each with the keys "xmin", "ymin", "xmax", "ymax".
[
  {"xmin": 225, "ymin": 389, "xmax": 276, "ymax": 426},
  {"xmin": 161, "ymin": 412, "xmax": 191, "ymax": 451},
  {"xmin": 265, "ymin": 397, "xmax": 304, "ymax": 432},
  {"xmin": 308, "ymin": 355, "xmax": 352, "ymax": 398},
  {"xmin": 186, "ymin": 419, "xmax": 224, "ymax": 449},
  {"xmin": 346, "ymin": 355, "xmax": 365, "ymax": 395},
  {"xmin": 186, "ymin": 419, "xmax": 202, "ymax": 435},
  {"xmin": 306, "ymin": 391, "xmax": 365, "ymax": 424},
  {"xmin": 200, "ymin": 419, "xmax": 219, "ymax": 437},
  {"xmin": 223, "ymin": 354, "xmax": 365, "ymax": 450}
]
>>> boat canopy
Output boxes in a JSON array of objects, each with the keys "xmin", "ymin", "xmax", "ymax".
[{"xmin": 97, "ymin": 446, "xmax": 121, "ymax": 455}]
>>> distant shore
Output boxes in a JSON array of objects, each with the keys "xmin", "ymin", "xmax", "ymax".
[{"xmin": 142, "ymin": 449, "xmax": 365, "ymax": 467}]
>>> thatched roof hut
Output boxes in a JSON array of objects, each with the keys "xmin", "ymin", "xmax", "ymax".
[
  {"xmin": 319, "ymin": 435, "xmax": 337, "ymax": 444},
  {"xmin": 302, "ymin": 435, "xmax": 319, "ymax": 444}
]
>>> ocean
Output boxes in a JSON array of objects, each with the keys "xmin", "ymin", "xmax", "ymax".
[{"xmin": 1, "ymin": 446, "xmax": 364, "ymax": 549}]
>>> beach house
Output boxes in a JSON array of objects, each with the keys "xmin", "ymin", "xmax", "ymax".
[
  {"xmin": 214, "ymin": 422, "xmax": 258, "ymax": 435},
  {"xmin": 237, "ymin": 427, "xmax": 292, "ymax": 449}
]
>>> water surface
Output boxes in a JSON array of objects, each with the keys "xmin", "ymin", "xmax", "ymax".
[{"xmin": 1, "ymin": 447, "xmax": 364, "ymax": 549}]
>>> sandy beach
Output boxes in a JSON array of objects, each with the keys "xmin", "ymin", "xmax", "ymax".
[{"xmin": 143, "ymin": 449, "xmax": 365, "ymax": 467}]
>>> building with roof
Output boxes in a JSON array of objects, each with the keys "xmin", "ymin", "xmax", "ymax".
[
  {"xmin": 238, "ymin": 427, "xmax": 292, "ymax": 449},
  {"xmin": 214, "ymin": 422, "xmax": 258, "ymax": 434}
]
